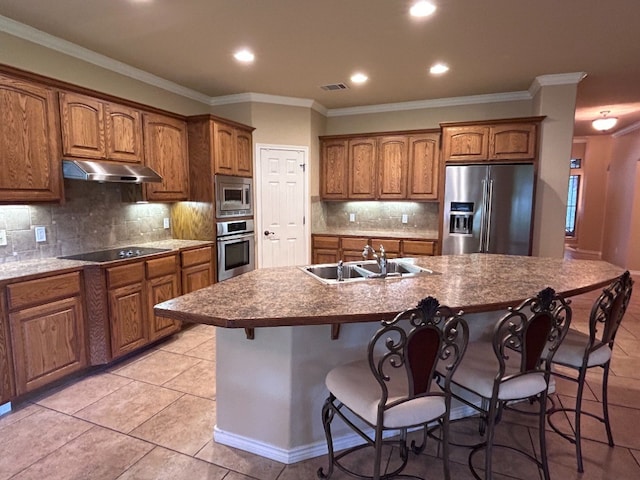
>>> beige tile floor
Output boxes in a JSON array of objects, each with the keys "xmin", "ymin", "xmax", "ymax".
[{"xmin": 1, "ymin": 271, "xmax": 639, "ymax": 479}]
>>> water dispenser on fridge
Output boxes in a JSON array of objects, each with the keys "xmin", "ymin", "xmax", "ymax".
[{"xmin": 448, "ymin": 202, "xmax": 474, "ymax": 235}]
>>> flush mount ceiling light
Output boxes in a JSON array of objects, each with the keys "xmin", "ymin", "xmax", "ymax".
[
  {"xmin": 350, "ymin": 73, "xmax": 368, "ymax": 84},
  {"xmin": 592, "ymin": 111, "xmax": 618, "ymax": 131},
  {"xmin": 233, "ymin": 49, "xmax": 255, "ymax": 63},
  {"xmin": 410, "ymin": 1, "xmax": 437, "ymax": 17},
  {"xmin": 429, "ymin": 63, "xmax": 449, "ymax": 75}
]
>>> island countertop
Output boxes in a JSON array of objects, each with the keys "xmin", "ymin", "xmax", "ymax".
[{"xmin": 154, "ymin": 254, "xmax": 624, "ymax": 328}]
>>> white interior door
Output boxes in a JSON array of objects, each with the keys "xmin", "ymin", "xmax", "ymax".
[{"xmin": 257, "ymin": 145, "xmax": 308, "ymax": 268}]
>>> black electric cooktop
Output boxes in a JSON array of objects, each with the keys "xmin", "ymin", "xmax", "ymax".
[{"xmin": 59, "ymin": 246, "xmax": 171, "ymax": 263}]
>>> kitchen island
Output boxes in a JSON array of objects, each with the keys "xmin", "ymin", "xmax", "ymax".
[{"xmin": 154, "ymin": 254, "xmax": 624, "ymax": 463}]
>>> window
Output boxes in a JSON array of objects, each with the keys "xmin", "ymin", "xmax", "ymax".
[{"xmin": 565, "ymin": 158, "xmax": 582, "ymax": 237}]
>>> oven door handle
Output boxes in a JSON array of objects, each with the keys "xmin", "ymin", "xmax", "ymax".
[{"xmin": 217, "ymin": 232, "xmax": 255, "ymax": 243}]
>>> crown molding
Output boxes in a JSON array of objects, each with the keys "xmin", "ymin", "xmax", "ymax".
[
  {"xmin": 0, "ymin": 14, "xmax": 211, "ymax": 104},
  {"xmin": 210, "ymin": 92, "xmax": 327, "ymax": 115},
  {"xmin": 529, "ymin": 72, "xmax": 587, "ymax": 97},
  {"xmin": 613, "ymin": 120, "xmax": 640, "ymax": 138},
  {"xmin": 326, "ymin": 91, "xmax": 531, "ymax": 117}
]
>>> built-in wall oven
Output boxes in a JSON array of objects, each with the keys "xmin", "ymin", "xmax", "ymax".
[
  {"xmin": 217, "ymin": 219, "xmax": 255, "ymax": 282},
  {"xmin": 215, "ymin": 174, "xmax": 253, "ymax": 218}
]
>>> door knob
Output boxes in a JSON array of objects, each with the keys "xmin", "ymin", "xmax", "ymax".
[{"xmin": 264, "ymin": 230, "xmax": 274, "ymax": 236}]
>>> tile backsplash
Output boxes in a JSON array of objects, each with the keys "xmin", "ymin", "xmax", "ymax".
[
  {"xmin": 312, "ymin": 198, "xmax": 440, "ymax": 236},
  {"xmin": 0, "ymin": 180, "xmax": 172, "ymax": 263}
]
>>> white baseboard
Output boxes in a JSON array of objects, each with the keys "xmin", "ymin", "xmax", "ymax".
[
  {"xmin": 0, "ymin": 402, "xmax": 12, "ymax": 417},
  {"xmin": 213, "ymin": 402, "xmax": 479, "ymax": 464}
]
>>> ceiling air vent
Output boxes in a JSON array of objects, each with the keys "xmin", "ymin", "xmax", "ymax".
[{"xmin": 320, "ymin": 83, "xmax": 349, "ymax": 91}]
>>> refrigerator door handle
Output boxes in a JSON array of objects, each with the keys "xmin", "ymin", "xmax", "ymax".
[
  {"xmin": 486, "ymin": 179, "xmax": 495, "ymax": 252},
  {"xmin": 479, "ymin": 179, "xmax": 488, "ymax": 252}
]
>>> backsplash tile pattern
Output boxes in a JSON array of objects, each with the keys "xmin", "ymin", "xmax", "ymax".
[
  {"xmin": 0, "ymin": 180, "xmax": 172, "ymax": 263},
  {"xmin": 312, "ymin": 199, "xmax": 440, "ymax": 237}
]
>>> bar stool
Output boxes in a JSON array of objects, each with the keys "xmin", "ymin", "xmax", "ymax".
[
  {"xmin": 317, "ymin": 296, "xmax": 469, "ymax": 480},
  {"xmin": 547, "ymin": 271, "xmax": 634, "ymax": 472},
  {"xmin": 446, "ymin": 287, "xmax": 572, "ymax": 480}
]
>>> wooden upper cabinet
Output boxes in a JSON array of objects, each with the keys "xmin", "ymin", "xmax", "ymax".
[
  {"xmin": 489, "ymin": 124, "xmax": 536, "ymax": 160},
  {"xmin": 213, "ymin": 121, "xmax": 253, "ymax": 177},
  {"xmin": 348, "ymin": 138, "xmax": 377, "ymax": 199},
  {"xmin": 0, "ymin": 72, "xmax": 61, "ymax": 202},
  {"xmin": 320, "ymin": 139, "xmax": 348, "ymax": 199},
  {"xmin": 60, "ymin": 92, "xmax": 106, "ymax": 159},
  {"xmin": 143, "ymin": 113, "xmax": 189, "ymax": 201},
  {"xmin": 377, "ymin": 136, "xmax": 408, "ymax": 199},
  {"xmin": 408, "ymin": 133, "xmax": 439, "ymax": 200},
  {"xmin": 442, "ymin": 126, "xmax": 489, "ymax": 162},
  {"xmin": 60, "ymin": 91, "xmax": 143, "ymax": 163},
  {"xmin": 105, "ymin": 103, "xmax": 144, "ymax": 163}
]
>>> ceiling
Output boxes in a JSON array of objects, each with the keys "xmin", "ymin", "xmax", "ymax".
[{"xmin": 1, "ymin": 0, "xmax": 639, "ymax": 137}]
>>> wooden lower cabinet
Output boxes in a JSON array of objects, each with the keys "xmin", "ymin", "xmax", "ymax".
[
  {"xmin": 107, "ymin": 254, "xmax": 180, "ymax": 359},
  {"xmin": 312, "ymin": 234, "xmax": 437, "ymax": 263},
  {"xmin": 0, "ymin": 302, "xmax": 14, "ymax": 402},
  {"xmin": 312, "ymin": 235, "xmax": 340, "ymax": 264},
  {"xmin": 180, "ymin": 246, "xmax": 214, "ymax": 293},
  {"xmin": 342, "ymin": 237, "xmax": 370, "ymax": 262},
  {"xmin": 6, "ymin": 272, "xmax": 87, "ymax": 395}
]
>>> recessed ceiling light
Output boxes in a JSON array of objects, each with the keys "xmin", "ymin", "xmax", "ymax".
[
  {"xmin": 234, "ymin": 49, "xmax": 255, "ymax": 63},
  {"xmin": 350, "ymin": 73, "xmax": 368, "ymax": 84},
  {"xmin": 410, "ymin": 1, "xmax": 437, "ymax": 18},
  {"xmin": 429, "ymin": 63, "xmax": 449, "ymax": 75}
]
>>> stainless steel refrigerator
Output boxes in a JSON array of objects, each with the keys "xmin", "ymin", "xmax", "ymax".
[{"xmin": 442, "ymin": 163, "xmax": 535, "ymax": 255}]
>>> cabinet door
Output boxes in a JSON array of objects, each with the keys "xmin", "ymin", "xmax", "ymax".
[
  {"xmin": 10, "ymin": 296, "xmax": 86, "ymax": 395},
  {"xmin": 0, "ymin": 73, "xmax": 61, "ymax": 202},
  {"xmin": 402, "ymin": 240, "xmax": 436, "ymax": 256},
  {"xmin": 109, "ymin": 282, "xmax": 147, "ymax": 358},
  {"xmin": 148, "ymin": 273, "xmax": 181, "ymax": 341},
  {"xmin": 442, "ymin": 126, "xmax": 489, "ymax": 162},
  {"xmin": 408, "ymin": 133, "xmax": 440, "ymax": 200},
  {"xmin": 377, "ymin": 136, "xmax": 408, "ymax": 199},
  {"xmin": 143, "ymin": 113, "xmax": 189, "ymax": 201},
  {"xmin": 0, "ymin": 301, "xmax": 15, "ymax": 403},
  {"xmin": 235, "ymin": 128, "xmax": 253, "ymax": 177},
  {"xmin": 348, "ymin": 138, "xmax": 377, "ymax": 199},
  {"xmin": 59, "ymin": 91, "xmax": 106, "ymax": 159},
  {"xmin": 182, "ymin": 264, "xmax": 213, "ymax": 294},
  {"xmin": 105, "ymin": 103, "xmax": 143, "ymax": 163},
  {"xmin": 489, "ymin": 124, "xmax": 537, "ymax": 160},
  {"xmin": 214, "ymin": 122, "xmax": 236, "ymax": 175},
  {"xmin": 320, "ymin": 140, "xmax": 349, "ymax": 200}
]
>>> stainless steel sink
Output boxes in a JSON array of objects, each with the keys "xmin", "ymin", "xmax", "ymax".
[{"xmin": 300, "ymin": 259, "xmax": 436, "ymax": 284}]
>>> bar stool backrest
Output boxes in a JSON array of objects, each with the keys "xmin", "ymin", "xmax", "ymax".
[
  {"xmin": 494, "ymin": 287, "xmax": 572, "ymax": 382},
  {"xmin": 590, "ymin": 271, "xmax": 634, "ymax": 353},
  {"xmin": 368, "ymin": 296, "xmax": 468, "ymax": 412}
]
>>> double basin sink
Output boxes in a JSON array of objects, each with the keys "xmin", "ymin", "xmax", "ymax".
[{"xmin": 301, "ymin": 258, "xmax": 437, "ymax": 284}]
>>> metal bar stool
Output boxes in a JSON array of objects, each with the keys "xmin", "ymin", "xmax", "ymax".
[
  {"xmin": 317, "ymin": 296, "xmax": 469, "ymax": 480},
  {"xmin": 547, "ymin": 271, "xmax": 634, "ymax": 472},
  {"xmin": 446, "ymin": 287, "xmax": 572, "ymax": 480}
]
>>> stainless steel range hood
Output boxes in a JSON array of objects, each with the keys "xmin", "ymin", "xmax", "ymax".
[{"xmin": 62, "ymin": 159, "xmax": 163, "ymax": 183}]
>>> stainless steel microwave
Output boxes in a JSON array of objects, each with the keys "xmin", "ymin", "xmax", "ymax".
[{"xmin": 215, "ymin": 175, "xmax": 253, "ymax": 218}]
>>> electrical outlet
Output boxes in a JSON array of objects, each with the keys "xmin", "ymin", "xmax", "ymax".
[
  {"xmin": 402, "ymin": 214, "xmax": 409, "ymax": 224},
  {"xmin": 349, "ymin": 213, "xmax": 356, "ymax": 222},
  {"xmin": 163, "ymin": 217, "xmax": 170, "ymax": 229},
  {"xmin": 35, "ymin": 226, "xmax": 46, "ymax": 242},
  {"xmin": 0, "ymin": 229, "xmax": 7, "ymax": 246}
]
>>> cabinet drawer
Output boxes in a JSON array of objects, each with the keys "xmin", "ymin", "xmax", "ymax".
[
  {"xmin": 146, "ymin": 255, "xmax": 178, "ymax": 279},
  {"xmin": 340, "ymin": 237, "xmax": 369, "ymax": 251},
  {"xmin": 402, "ymin": 240, "xmax": 436, "ymax": 256},
  {"xmin": 313, "ymin": 235, "xmax": 340, "ymax": 250},
  {"xmin": 181, "ymin": 247, "xmax": 212, "ymax": 268},
  {"xmin": 371, "ymin": 238, "xmax": 400, "ymax": 253},
  {"xmin": 7, "ymin": 272, "xmax": 81, "ymax": 311},
  {"xmin": 107, "ymin": 262, "xmax": 145, "ymax": 289}
]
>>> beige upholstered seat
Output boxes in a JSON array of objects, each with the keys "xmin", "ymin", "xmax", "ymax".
[
  {"xmin": 447, "ymin": 287, "xmax": 572, "ymax": 480},
  {"xmin": 318, "ymin": 296, "xmax": 469, "ymax": 480},
  {"xmin": 548, "ymin": 271, "xmax": 634, "ymax": 473}
]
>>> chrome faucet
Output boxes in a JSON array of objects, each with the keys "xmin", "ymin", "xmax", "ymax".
[
  {"xmin": 362, "ymin": 244, "xmax": 387, "ymax": 276},
  {"xmin": 337, "ymin": 260, "xmax": 344, "ymax": 282}
]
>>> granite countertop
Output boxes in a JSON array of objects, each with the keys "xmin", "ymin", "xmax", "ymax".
[
  {"xmin": 154, "ymin": 254, "xmax": 624, "ymax": 328},
  {"xmin": 0, "ymin": 239, "xmax": 213, "ymax": 283},
  {"xmin": 313, "ymin": 229, "xmax": 438, "ymax": 240}
]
